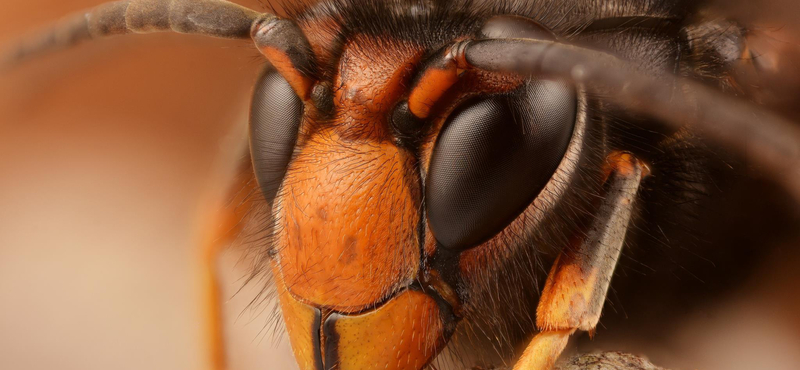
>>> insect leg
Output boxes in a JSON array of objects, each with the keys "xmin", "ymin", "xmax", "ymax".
[
  {"xmin": 461, "ymin": 38, "xmax": 800, "ymax": 205},
  {"xmin": 513, "ymin": 152, "xmax": 648, "ymax": 370},
  {"xmin": 2, "ymin": 0, "xmax": 263, "ymax": 67},
  {"xmin": 197, "ymin": 159, "xmax": 257, "ymax": 370}
]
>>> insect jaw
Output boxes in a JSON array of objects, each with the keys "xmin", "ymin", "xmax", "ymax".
[{"xmin": 275, "ymin": 269, "xmax": 461, "ymax": 370}]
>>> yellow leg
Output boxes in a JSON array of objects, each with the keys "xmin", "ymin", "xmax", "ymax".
[
  {"xmin": 514, "ymin": 152, "xmax": 648, "ymax": 370},
  {"xmin": 513, "ymin": 329, "xmax": 576, "ymax": 370}
]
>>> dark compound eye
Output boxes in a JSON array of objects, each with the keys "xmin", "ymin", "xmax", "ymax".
[
  {"xmin": 249, "ymin": 68, "xmax": 303, "ymax": 204},
  {"xmin": 426, "ymin": 80, "xmax": 576, "ymax": 251}
]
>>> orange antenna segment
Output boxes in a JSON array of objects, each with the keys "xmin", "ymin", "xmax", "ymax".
[
  {"xmin": 252, "ymin": 16, "xmax": 318, "ymax": 100},
  {"xmin": 407, "ymin": 41, "xmax": 470, "ymax": 119}
]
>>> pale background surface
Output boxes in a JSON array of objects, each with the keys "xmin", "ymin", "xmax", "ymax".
[
  {"xmin": 0, "ymin": 1, "xmax": 297, "ymax": 369},
  {"xmin": 1, "ymin": 1, "xmax": 799, "ymax": 370}
]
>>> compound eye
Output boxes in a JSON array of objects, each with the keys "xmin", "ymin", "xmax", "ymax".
[
  {"xmin": 426, "ymin": 80, "xmax": 576, "ymax": 251},
  {"xmin": 249, "ymin": 69, "xmax": 303, "ymax": 204}
]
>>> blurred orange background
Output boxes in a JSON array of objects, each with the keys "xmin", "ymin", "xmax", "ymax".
[
  {"xmin": 0, "ymin": 1, "xmax": 297, "ymax": 369},
  {"xmin": 1, "ymin": 1, "xmax": 799, "ymax": 370}
]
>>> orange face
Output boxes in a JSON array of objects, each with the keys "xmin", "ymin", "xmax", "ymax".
[
  {"xmin": 268, "ymin": 35, "xmax": 450, "ymax": 370},
  {"xmin": 275, "ymin": 38, "xmax": 423, "ymax": 314},
  {"xmin": 253, "ymin": 8, "xmax": 582, "ymax": 370}
]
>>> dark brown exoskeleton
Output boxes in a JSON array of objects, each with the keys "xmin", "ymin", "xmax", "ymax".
[{"xmin": 3, "ymin": 0, "xmax": 800, "ymax": 369}]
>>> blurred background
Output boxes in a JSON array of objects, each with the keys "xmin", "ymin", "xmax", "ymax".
[
  {"xmin": 0, "ymin": 1, "xmax": 297, "ymax": 369},
  {"xmin": 1, "ymin": 1, "xmax": 799, "ymax": 370}
]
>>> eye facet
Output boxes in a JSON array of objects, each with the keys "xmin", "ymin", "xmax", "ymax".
[
  {"xmin": 249, "ymin": 69, "xmax": 304, "ymax": 204},
  {"xmin": 426, "ymin": 80, "xmax": 576, "ymax": 251}
]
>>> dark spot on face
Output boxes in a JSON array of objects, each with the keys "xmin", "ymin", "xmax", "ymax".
[
  {"xmin": 294, "ymin": 229, "xmax": 304, "ymax": 252},
  {"xmin": 340, "ymin": 235, "xmax": 358, "ymax": 264},
  {"xmin": 316, "ymin": 207, "xmax": 329, "ymax": 221}
]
